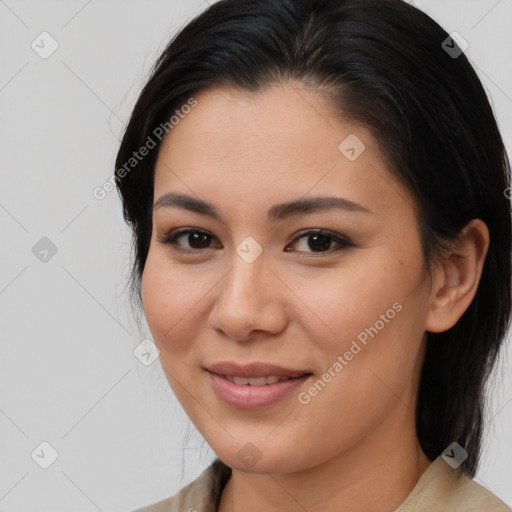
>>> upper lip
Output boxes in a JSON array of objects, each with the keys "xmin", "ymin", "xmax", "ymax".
[{"xmin": 206, "ymin": 362, "xmax": 311, "ymax": 378}]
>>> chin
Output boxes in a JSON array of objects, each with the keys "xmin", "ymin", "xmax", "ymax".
[{"xmin": 215, "ymin": 444, "xmax": 308, "ymax": 475}]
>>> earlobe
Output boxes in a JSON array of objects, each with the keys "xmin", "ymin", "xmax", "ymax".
[{"xmin": 425, "ymin": 219, "xmax": 489, "ymax": 334}]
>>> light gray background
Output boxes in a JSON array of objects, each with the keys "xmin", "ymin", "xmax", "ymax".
[{"xmin": 1, "ymin": 1, "xmax": 511, "ymax": 511}]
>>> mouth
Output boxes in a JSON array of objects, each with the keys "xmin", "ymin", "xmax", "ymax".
[
  {"xmin": 205, "ymin": 362, "xmax": 314, "ymax": 409},
  {"xmin": 205, "ymin": 361, "xmax": 311, "ymax": 379},
  {"xmin": 220, "ymin": 374, "xmax": 300, "ymax": 386}
]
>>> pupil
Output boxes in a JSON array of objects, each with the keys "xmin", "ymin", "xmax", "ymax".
[
  {"xmin": 190, "ymin": 232, "xmax": 210, "ymax": 248},
  {"xmin": 308, "ymin": 234, "xmax": 331, "ymax": 252}
]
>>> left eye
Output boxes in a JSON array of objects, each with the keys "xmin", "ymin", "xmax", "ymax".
[
  {"xmin": 159, "ymin": 228, "xmax": 352, "ymax": 254},
  {"xmin": 286, "ymin": 229, "xmax": 352, "ymax": 254}
]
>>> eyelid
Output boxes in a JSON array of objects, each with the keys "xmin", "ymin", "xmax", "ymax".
[
  {"xmin": 157, "ymin": 227, "xmax": 219, "ymax": 251},
  {"xmin": 158, "ymin": 227, "xmax": 353, "ymax": 255},
  {"xmin": 288, "ymin": 228, "xmax": 352, "ymax": 246}
]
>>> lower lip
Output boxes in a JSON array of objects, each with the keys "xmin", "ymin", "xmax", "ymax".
[{"xmin": 208, "ymin": 371, "xmax": 313, "ymax": 409}]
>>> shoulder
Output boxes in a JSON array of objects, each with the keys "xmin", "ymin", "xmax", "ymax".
[
  {"xmin": 130, "ymin": 459, "xmax": 231, "ymax": 512},
  {"xmin": 396, "ymin": 456, "xmax": 512, "ymax": 512},
  {"xmin": 447, "ymin": 470, "xmax": 511, "ymax": 511}
]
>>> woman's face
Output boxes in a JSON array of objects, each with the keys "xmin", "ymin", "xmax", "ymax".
[{"xmin": 141, "ymin": 83, "xmax": 433, "ymax": 473}]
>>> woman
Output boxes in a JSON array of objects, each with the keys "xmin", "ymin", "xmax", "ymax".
[{"xmin": 115, "ymin": 0, "xmax": 512, "ymax": 510}]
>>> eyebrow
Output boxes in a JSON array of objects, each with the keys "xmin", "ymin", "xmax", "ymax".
[{"xmin": 153, "ymin": 193, "xmax": 373, "ymax": 222}]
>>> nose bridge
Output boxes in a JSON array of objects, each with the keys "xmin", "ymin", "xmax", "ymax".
[
  {"xmin": 210, "ymin": 238, "xmax": 286, "ymax": 340},
  {"xmin": 223, "ymin": 242, "xmax": 267, "ymax": 313}
]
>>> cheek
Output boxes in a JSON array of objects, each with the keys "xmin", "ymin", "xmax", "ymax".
[
  {"xmin": 321, "ymin": 265, "xmax": 425, "ymax": 400},
  {"xmin": 140, "ymin": 250, "xmax": 207, "ymax": 355},
  {"xmin": 295, "ymin": 249, "xmax": 425, "ymax": 390},
  {"xmin": 296, "ymin": 254, "xmax": 404, "ymax": 349}
]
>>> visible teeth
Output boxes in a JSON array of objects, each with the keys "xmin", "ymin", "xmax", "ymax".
[
  {"xmin": 226, "ymin": 375, "xmax": 293, "ymax": 385},
  {"xmin": 247, "ymin": 377, "xmax": 267, "ymax": 386}
]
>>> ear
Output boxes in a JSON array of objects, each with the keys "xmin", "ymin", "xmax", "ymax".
[{"xmin": 425, "ymin": 218, "xmax": 490, "ymax": 333}]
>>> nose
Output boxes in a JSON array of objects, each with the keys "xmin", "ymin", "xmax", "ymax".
[{"xmin": 208, "ymin": 250, "xmax": 288, "ymax": 342}]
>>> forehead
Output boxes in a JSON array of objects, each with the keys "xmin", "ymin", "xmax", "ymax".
[
  {"xmin": 152, "ymin": 83, "xmax": 413, "ymax": 221},
  {"xmin": 160, "ymin": 84, "xmax": 344, "ymax": 169}
]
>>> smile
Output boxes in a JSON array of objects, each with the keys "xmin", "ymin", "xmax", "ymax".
[
  {"xmin": 222, "ymin": 375, "xmax": 294, "ymax": 385},
  {"xmin": 208, "ymin": 371, "xmax": 313, "ymax": 409}
]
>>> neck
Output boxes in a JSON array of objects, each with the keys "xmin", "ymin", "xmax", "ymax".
[{"xmin": 217, "ymin": 410, "xmax": 432, "ymax": 512}]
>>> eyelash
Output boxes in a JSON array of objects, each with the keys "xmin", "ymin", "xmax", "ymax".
[{"xmin": 158, "ymin": 228, "xmax": 353, "ymax": 256}]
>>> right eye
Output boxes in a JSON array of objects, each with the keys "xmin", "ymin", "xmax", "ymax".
[{"xmin": 158, "ymin": 228, "xmax": 221, "ymax": 253}]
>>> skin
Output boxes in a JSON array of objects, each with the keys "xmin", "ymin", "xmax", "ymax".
[{"xmin": 141, "ymin": 82, "xmax": 489, "ymax": 512}]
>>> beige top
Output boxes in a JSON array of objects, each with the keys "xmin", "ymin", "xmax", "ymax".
[{"xmin": 132, "ymin": 456, "xmax": 511, "ymax": 512}]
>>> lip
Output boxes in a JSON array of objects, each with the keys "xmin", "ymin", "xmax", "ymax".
[
  {"xmin": 206, "ymin": 361, "xmax": 310, "ymax": 378},
  {"xmin": 205, "ymin": 362, "xmax": 313, "ymax": 410}
]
